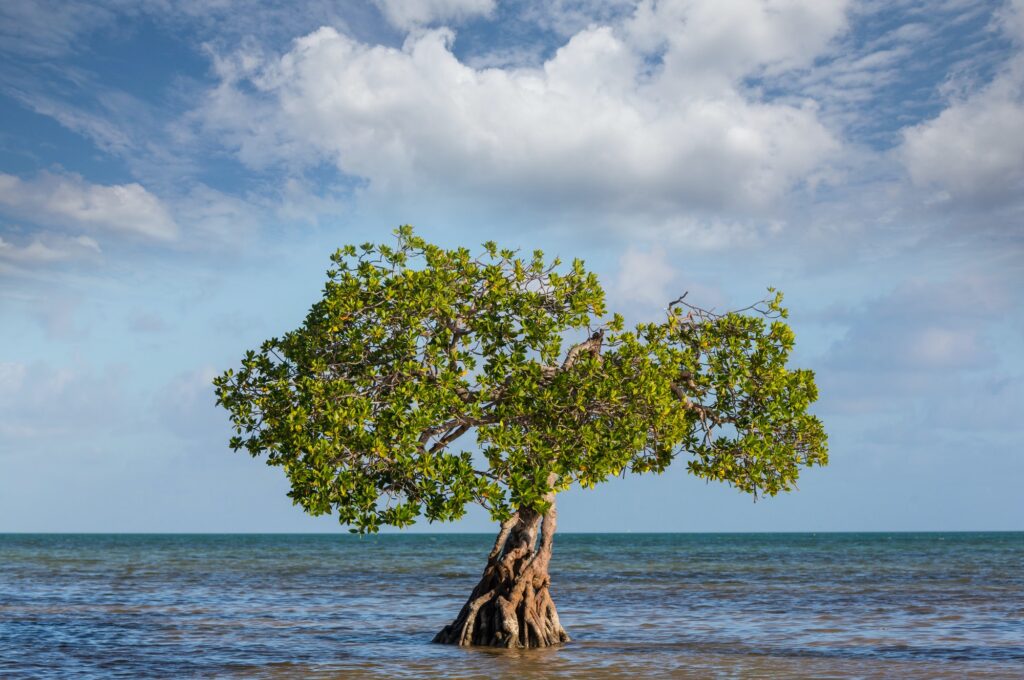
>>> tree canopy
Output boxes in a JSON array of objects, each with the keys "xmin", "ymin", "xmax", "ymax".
[{"xmin": 214, "ymin": 227, "xmax": 827, "ymax": 533}]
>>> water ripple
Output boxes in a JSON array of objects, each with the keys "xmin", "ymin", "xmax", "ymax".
[{"xmin": 1, "ymin": 533, "xmax": 1021, "ymax": 678}]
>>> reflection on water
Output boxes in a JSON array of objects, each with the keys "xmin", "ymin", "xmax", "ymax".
[{"xmin": 1, "ymin": 533, "xmax": 1022, "ymax": 678}]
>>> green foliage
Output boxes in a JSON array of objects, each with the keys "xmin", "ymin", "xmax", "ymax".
[{"xmin": 214, "ymin": 227, "xmax": 827, "ymax": 532}]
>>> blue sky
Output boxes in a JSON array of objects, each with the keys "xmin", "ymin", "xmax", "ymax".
[{"xmin": 1, "ymin": 0, "xmax": 1022, "ymax": 532}]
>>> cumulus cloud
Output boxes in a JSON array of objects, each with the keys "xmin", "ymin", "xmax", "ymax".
[
  {"xmin": 197, "ymin": 3, "xmax": 845, "ymax": 234},
  {"xmin": 373, "ymin": 0, "xmax": 495, "ymax": 29},
  {"xmin": 902, "ymin": 61, "xmax": 1024, "ymax": 206},
  {"xmin": 900, "ymin": 0, "xmax": 1024, "ymax": 207},
  {"xmin": 0, "ymin": 172, "xmax": 178, "ymax": 241}
]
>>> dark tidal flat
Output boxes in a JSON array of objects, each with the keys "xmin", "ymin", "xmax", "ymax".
[{"xmin": 1, "ymin": 533, "xmax": 1022, "ymax": 679}]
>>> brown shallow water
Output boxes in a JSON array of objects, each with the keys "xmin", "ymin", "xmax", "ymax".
[{"xmin": 1, "ymin": 533, "xmax": 1022, "ymax": 678}]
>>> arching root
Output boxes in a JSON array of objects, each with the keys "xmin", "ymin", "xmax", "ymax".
[{"xmin": 434, "ymin": 504, "xmax": 569, "ymax": 648}]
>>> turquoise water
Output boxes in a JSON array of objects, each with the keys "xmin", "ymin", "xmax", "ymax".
[{"xmin": 1, "ymin": 533, "xmax": 1022, "ymax": 678}]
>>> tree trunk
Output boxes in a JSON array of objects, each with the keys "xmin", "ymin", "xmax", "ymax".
[{"xmin": 433, "ymin": 497, "xmax": 569, "ymax": 648}]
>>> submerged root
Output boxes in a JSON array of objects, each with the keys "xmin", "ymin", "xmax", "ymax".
[
  {"xmin": 433, "ymin": 566, "xmax": 569, "ymax": 648},
  {"xmin": 434, "ymin": 505, "xmax": 569, "ymax": 648}
]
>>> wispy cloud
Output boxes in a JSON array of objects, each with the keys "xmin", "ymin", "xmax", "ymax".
[
  {"xmin": 0, "ymin": 233, "xmax": 100, "ymax": 263},
  {"xmin": 0, "ymin": 0, "xmax": 1022, "ymax": 531},
  {"xmin": 373, "ymin": 0, "xmax": 495, "ymax": 29},
  {"xmin": 0, "ymin": 0, "xmax": 119, "ymax": 59}
]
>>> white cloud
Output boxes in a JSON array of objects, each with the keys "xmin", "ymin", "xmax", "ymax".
[
  {"xmin": 0, "ymin": 234, "xmax": 101, "ymax": 263},
  {"xmin": 999, "ymin": 0, "xmax": 1024, "ymax": 42},
  {"xmin": 913, "ymin": 326, "xmax": 982, "ymax": 366},
  {"xmin": 627, "ymin": 0, "xmax": 849, "ymax": 86},
  {"xmin": 791, "ymin": 19, "xmax": 927, "ymax": 134},
  {"xmin": 198, "ymin": 8, "xmax": 844, "ymax": 234},
  {"xmin": 608, "ymin": 242, "xmax": 733, "ymax": 318},
  {"xmin": 171, "ymin": 184, "xmax": 261, "ymax": 245},
  {"xmin": 9, "ymin": 91, "xmax": 136, "ymax": 156},
  {"xmin": 611, "ymin": 247, "xmax": 677, "ymax": 307},
  {"xmin": 640, "ymin": 214, "xmax": 785, "ymax": 250},
  {"xmin": 900, "ymin": 1, "xmax": 1024, "ymax": 207},
  {"xmin": 826, "ymin": 275, "xmax": 1004, "ymax": 371},
  {"xmin": 0, "ymin": 172, "xmax": 178, "ymax": 241},
  {"xmin": 901, "ymin": 60, "xmax": 1024, "ymax": 206},
  {"xmin": 818, "ymin": 273, "xmax": 1013, "ymax": 416},
  {"xmin": 0, "ymin": 360, "xmax": 131, "ymax": 439},
  {"xmin": 0, "ymin": 0, "xmax": 116, "ymax": 58},
  {"xmin": 157, "ymin": 366, "xmax": 226, "ymax": 441},
  {"xmin": 373, "ymin": 0, "xmax": 495, "ymax": 29}
]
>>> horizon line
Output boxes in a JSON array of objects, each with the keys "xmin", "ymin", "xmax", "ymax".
[{"xmin": 2, "ymin": 530, "xmax": 1021, "ymax": 536}]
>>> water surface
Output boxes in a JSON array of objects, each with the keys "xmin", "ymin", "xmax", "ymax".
[{"xmin": 1, "ymin": 533, "xmax": 1022, "ymax": 678}]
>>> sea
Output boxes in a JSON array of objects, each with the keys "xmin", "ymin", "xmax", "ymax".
[{"xmin": 1, "ymin": 533, "xmax": 1021, "ymax": 678}]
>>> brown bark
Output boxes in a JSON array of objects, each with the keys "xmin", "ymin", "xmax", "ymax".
[{"xmin": 433, "ymin": 496, "xmax": 569, "ymax": 648}]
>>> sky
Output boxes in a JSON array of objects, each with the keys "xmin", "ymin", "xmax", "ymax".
[{"xmin": 1, "ymin": 0, "xmax": 1022, "ymax": 533}]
